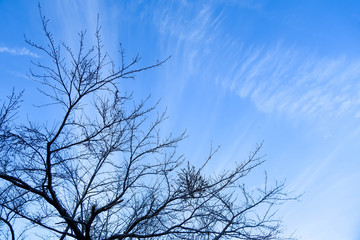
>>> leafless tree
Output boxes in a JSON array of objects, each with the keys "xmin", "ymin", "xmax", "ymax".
[{"xmin": 0, "ymin": 9, "xmax": 294, "ymax": 240}]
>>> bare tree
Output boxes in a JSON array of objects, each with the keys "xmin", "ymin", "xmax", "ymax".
[{"xmin": 0, "ymin": 9, "xmax": 294, "ymax": 240}]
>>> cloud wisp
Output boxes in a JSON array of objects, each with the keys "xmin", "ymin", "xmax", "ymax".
[
  {"xmin": 153, "ymin": 1, "xmax": 360, "ymax": 121},
  {"xmin": 122, "ymin": 1, "xmax": 360, "ymax": 123},
  {"xmin": 220, "ymin": 45, "xmax": 360, "ymax": 120},
  {"xmin": 0, "ymin": 46, "xmax": 39, "ymax": 58}
]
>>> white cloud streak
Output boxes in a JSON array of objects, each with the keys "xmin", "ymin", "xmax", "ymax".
[
  {"xmin": 0, "ymin": 46, "xmax": 39, "ymax": 58},
  {"xmin": 220, "ymin": 45, "xmax": 360, "ymax": 119},
  {"xmin": 153, "ymin": 1, "xmax": 360, "ymax": 121}
]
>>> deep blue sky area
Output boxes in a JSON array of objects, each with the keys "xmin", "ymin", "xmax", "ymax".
[{"xmin": 1, "ymin": 1, "xmax": 360, "ymax": 239}]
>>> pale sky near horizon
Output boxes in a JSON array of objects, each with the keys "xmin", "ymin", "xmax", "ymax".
[{"xmin": 1, "ymin": 1, "xmax": 360, "ymax": 239}]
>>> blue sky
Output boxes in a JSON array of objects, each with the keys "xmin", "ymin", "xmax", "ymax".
[{"xmin": 1, "ymin": 0, "xmax": 360, "ymax": 239}]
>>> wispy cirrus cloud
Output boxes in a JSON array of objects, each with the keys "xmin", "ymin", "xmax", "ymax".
[
  {"xmin": 146, "ymin": 1, "xmax": 360, "ymax": 122},
  {"xmin": 219, "ymin": 45, "xmax": 360, "ymax": 119},
  {"xmin": 0, "ymin": 46, "xmax": 39, "ymax": 58}
]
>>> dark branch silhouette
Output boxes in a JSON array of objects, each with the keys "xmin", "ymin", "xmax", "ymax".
[{"xmin": 0, "ymin": 8, "xmax": 295, "ymax": 240}]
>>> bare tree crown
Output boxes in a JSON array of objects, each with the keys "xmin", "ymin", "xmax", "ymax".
[{"xmin": 0, "ymin": 9, "xmax": 294, "ymax": 240}]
